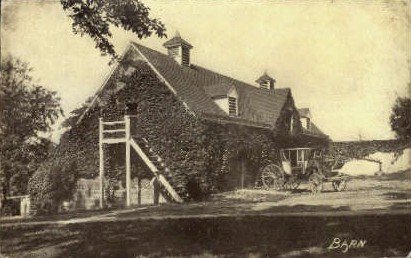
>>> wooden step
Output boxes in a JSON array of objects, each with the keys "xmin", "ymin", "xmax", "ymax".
[
  {"xmin": 149, "ymin": 156, "xmax": 164, "ymax": 164},
  {"xmin": 150, "ymin": 158, "xmax": 166, "ymax": 167},
  {"xmin": 130, "ymin": 138, "xmax": 183, "ymax": 203}
]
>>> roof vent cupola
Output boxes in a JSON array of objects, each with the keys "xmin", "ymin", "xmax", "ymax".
[
  {"xmin": 163, "ymin": 31, "xmax": 193, "ymax": 67},
  {"xmin": 256, "ymin": 72, "xmax": 276, "ymax": 90}
]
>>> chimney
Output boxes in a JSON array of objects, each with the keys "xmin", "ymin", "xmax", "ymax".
[
  {"xmin": 163, "ymin": 31, "xmax": 193, "ymax": 66},
  {"xmin": 255, "ymin": 72, "xmax": 276, "ymax": 90}
]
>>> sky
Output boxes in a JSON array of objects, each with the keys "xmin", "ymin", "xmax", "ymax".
[{"xmin": 1, "ymin": 0, "xmax": 410, "ymax": 141}]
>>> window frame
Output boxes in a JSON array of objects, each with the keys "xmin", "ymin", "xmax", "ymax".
[
  {"xmin": 306, "ymin": 117, "xmax": 311, "ymax": 131},
  {"xmin": 290, "ymin": 114, "xmax": 294, "ymax": 132},
  {"xmin": 228, "ymin": 96, "xmax": 238, "ymax": 116}
]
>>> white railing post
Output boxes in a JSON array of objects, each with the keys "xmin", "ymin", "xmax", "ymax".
[
  {"xmin": 99, "ymin": 117, "xmax": 104, "ymax": 209},
  {"xmin": 125, "ymin": 115, "xmax": 131, "ymax": 207}
]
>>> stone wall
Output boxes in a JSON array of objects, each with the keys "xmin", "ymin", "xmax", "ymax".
[{"xmin": 62, "ymin": 177, "xmax": 164, "ymax": 211}]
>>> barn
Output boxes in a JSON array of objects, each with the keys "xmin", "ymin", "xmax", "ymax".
[{"xmin": 46, "ymin": 32, "xmax": 329, "ymax": 210}]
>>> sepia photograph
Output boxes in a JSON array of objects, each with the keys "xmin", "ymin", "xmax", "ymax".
[{"xmin": 0, "ymin": 0, "xmax": 410, "ymax": 257}]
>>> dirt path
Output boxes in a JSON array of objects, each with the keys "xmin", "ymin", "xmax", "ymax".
[
  {"xmin": 1, "ymin": 176, "xmax": 410, "ymax": 257},
  {"xmin": 1, "ymin": 177, "xmax": 410, "ymax": 227},
  {"xmin": 252, "ymin": 178, "xmax": 411, "ymax": 212}
]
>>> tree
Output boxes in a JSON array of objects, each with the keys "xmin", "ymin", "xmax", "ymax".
[
  {"xmin": 390, "ymin": 96, "xmax": 411, "ymax": 141},
  {"xmin": 0, "ymin": 56, "xmax": 63, "ymax": 199},
  {"xmin": 60, "ymin": 0, "xmax": 166, "ymax": 60},
  {"xmin": 28, "ymin": 159, "xmax": 78, "ymax": 214}
]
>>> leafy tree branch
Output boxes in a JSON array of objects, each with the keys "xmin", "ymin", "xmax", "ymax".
[
  {"xmin": 0, "ymin": 56, "xmax": 63, "ymax": 198},
  {"xmin": 60, "ymin": 0, "xmax": 166, "ymax": 60}
]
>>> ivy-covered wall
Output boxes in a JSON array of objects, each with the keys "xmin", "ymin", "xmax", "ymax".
[
  {"xmin": 104, "ymin": 54, "xmax": 281, "ymax": 198},
  {"xmin": 48, "ymin": 48, "xmax": 327, "ymax": 201}
]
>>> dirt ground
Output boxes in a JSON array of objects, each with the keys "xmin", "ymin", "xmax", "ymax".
[
  {"xmin": 1, "ymin": 171, "xmax": 410, "ymax": 225},
  {"xmin": 1, "ymin": 171, "xmax": 410, "ymax": 257},
  {"xmin": 250, "ymin": 176, "xmax": 411, "ymax": 213}
]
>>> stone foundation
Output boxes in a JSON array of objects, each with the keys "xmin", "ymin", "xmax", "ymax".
[{"xmin": 62, "ymin": 177, "xmax": 165, "ymax": 211}]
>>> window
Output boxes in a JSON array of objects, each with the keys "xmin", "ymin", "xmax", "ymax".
[
  {"xmin": 306, "ymin": 118, "xmax": 311, "ymax": 131},
  {"xmin": 261, "ymin": 80, "xmax": 271, "ymax": 89},
  {"xmin": 283, "ymin": 150, "xmax": 291, "ymax": 161},
  {"xmin": 125, "ymin": 102, "xmax": 138, "ymax": 115},
  {"xmin": 290, "ymin": 114, "xmax": 294, "ymax": 132},
  {"xmin": 297, "ymin": 149, "xmax": 303, "ymax": 162},
  {"xmin": 228, "ymin": 97, "xmax": 237, "ymax": 116},
  {"xmin": 181, "ymin": 47, "xmax": 190, "ymax": 66}
]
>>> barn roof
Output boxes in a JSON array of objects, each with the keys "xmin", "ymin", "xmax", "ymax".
[
  {"xmin": 77, "ymin": 41, "xmax": 327, "ymax": 137},
  {"xmin": 255, "ymin": 72, "xmax": 276, "ymax": 83},
  {"xmin": 132, "ymin": 43, "xmax": 291, "ymax": 127},
  {"xmin": 298, "ymin": 108, "xmax": 311, "ymax": 118},
  {"xmin": 163, "ymin": 32, "xmax": 193, "ymax": 49},
  {"xmin": 309, "ymin": 122, "xmax": 326, "ymax": 136},
  {"xmin": 204, "ymin": 82, "xmax": 235, "ymax": 99}
]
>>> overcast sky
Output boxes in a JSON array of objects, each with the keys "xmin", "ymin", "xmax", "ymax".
[{"xmin": 2, "ymin": 0, "xmax": 410, "ymax": 141}]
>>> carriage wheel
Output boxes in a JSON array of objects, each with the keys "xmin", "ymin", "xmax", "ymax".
[
  {"xmin": 261, "ymin": 164, "xmax": 285, "ymax": 190},
  {"xmin": 309, "ymin": 172, "xmax": 323, "ymax": 194},
  {"xmin": 285, "ymin": 178, "xmax": 301, "ymax": 190},
  {"xmin": 332, "ymin": 180, "xmax": 347, "ymax": 192}
]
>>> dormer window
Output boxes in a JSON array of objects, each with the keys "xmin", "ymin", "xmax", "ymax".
[
  {"xmin": 228, "ymin": 97, "xmax": 237, "ymax": 116},
  {"xmin": 205, "ymin": 83, "xmax": 239, "ymax": 116},
  {"xmin": 298, "ymin": 108, "xmax": 312, "ymax": 131},
  {"xmin": 306, "ymin": 118, "xmax": 311, "ymax": 131}
]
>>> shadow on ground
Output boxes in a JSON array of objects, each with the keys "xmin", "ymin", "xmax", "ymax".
[{"xmin": 1, "ymin": 213, "xmax": 410, "ymax": 257}]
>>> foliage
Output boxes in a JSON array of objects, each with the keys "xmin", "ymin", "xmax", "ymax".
[
  {"xmin": 60, "ymin": 0, "xmax": 166, "ymax": 60},
  {"xmin": 329, "ymin": 139, "xmax": 410, "ymax": 160},
  {"xmin": 390, "ymin": 96, "xmax": 411, "ymax": 141},
  {"xmin": 60, "ymin": 96, "xmax": 93, "ymax": 129},
  {"xmin": 0, "ymin": 56, "xmax": 63, "ymax": 198},
  {"xmin": 28, "ymin": 160, "xmax": 79, "ymax": 214},
  {"xmin": 54, "ymin": 51, "xmax": 283, "ymax": 200},
  {"xmin": 54, "ymin": 48, "xmax": 327, "ymax": 201},
  {"xmin": 109, "ymin": 60, "xmax": 284, "ymax": 197}
]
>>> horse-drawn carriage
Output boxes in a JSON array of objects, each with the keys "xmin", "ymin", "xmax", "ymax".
[{"xmin": 260, "ymin": 148, "xmax": 349, "ymax": 193}]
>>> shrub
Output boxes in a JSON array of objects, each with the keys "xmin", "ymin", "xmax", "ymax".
[{"xmin": 28, "ymin": 160, "xmax": 78, "ymax": 214}]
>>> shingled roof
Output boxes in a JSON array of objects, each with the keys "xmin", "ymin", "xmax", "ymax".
[
  {"xmin": 297, "ymin": 108, "xmax": 326, "ymax": 137},
  {"xmin": 298, "ymin": 108, "xmax": 311, "ymax": 118},
  {"xmin": 163, "ymin": 32, "xmax": 193, "ymax": 49},
  {"xmin": 132, "ymin": 43, "xmax": 292, "ymax": 128},
  {"xmin": 309, "ymin": 122, "xmax": 326, "ymax": 136},
  {"xmin": 255, "ymin": 72, "xmax": 276, "ymax": 84}
]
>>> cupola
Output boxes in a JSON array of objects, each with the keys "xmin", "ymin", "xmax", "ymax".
[
  {"xmin": 163, "ymin": 31, "xmax": 193, "ymax": 66},
  {"xmin": 256, "ymin": 72, "xmax": 276, "ymax": 90}
]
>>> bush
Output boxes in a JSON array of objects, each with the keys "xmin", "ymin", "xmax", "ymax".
[{"xmin": 28, "ymin": 160, "xmax": 79, "ymax": 214}]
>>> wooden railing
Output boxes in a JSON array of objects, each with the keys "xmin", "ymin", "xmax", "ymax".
[{"xmin": 99, "ymin": 116, "xmax": 183, "ymax": 208}]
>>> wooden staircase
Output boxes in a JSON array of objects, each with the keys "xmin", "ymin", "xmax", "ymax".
[
  {"xmin": 99, "ymin": 115, "xmax": 183, "ymax": 207},
  {"xmin": 130, "ymin": 138, "xmax": 182, "ymax": 203}
]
